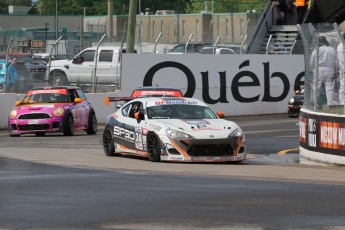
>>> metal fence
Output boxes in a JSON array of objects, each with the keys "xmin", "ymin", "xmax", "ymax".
[{"xmin": 298, "ymin": 23, "xmax": 345, "ymax": 115}]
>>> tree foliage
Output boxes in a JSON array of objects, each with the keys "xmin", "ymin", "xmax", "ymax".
[
  {"xmin": 33, "ymin": 0, "xmax": 190, "ymax": 15},
  {"xmin": 0, "ymin": 0, "xmax": 267, "ymax": 15},
  {"xmin": 186, "ymin": 0, "xmax": 266, "ymax": 14}
]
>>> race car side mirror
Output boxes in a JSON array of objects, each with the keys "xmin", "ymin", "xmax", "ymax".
[
  {"xmin": 134, "ymin": 111, "xmax": 145, "ymax": 122},
  {"xmin": 104, "ymin": 97, "xmax": 110, "ymax": 106},
  {"xmin": 15, "ymin": 100, "xmax": 21, "ymax": 106},
  {"xmin": 217, "ymin": 112, "xmax": 224, "ymax": 118},
  {"xmin": 74, "ymin": 98, "xmax": 83, "ymax": 104}
]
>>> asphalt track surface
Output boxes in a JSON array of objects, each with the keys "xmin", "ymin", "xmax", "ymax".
[
  {"xmin": 1, "ymin": 114, "xmax": 345, "ymax": 230},
  {"xmin": 0, "ymin": 114, "xmax": 344, "ymax": 184}
]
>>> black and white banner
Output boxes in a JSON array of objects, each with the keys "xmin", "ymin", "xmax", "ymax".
[{"xmin": 122, "ymin": 54, "xmax": 305, "ymax": 116}]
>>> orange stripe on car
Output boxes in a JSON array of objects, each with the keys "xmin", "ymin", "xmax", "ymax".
[
  {"xmin": 118, "ymin": 144, "xmax": 147, "ymax": 156},
  {"xmin": 233, "ymin": 138, "xmax": 244, "ymax": 156},
  {"xmin": 169, "ymin": 139, "xmax": 190, "ymax": 157}
]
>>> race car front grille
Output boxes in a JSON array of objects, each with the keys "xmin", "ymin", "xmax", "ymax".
[
  {"xmin": 187, "ymin": 144, "xmax": 233, "ymax": 157},
  {"xmin": 18, "ymin": 113, "xmax": 51, "ymax": 119},
  {"xmin": 18, "ymin": 124, "xmax": 50, "ymax": 131}
]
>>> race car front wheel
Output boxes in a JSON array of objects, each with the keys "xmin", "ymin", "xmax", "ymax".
[
  {"xmin": 147, "ymin": 132, "xmax": 161, "ymax": 162},
  {"xmin": 103, "ymin": 127, "xmax": 116, "ymax": 156},
  {"xmin": 63, "ymin": 114, "xmax": 74, "ymax": 136}
]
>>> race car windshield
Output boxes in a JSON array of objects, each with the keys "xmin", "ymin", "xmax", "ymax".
[
  {"xmin": 22, "ymin": 93, "xmax": 69, "ymax": 104},
  {"xmin": 146, "ymin": 104, "xmax": 218, "ymax": 119}
]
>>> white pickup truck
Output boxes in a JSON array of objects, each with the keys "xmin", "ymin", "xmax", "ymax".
[{"xmin": 46, "ymin": 46, "xmax": 124, "ymax": 91}]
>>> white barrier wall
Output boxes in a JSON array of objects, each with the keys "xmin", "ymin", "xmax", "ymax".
[
  {"xmin": 0, "ymin": 54, "xmax": 305, "ymax": 129},
  {"xmin": 0, "ymin": 93, "xmax": 19, "ymax": 129}
]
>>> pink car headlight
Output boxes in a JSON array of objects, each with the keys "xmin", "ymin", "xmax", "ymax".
[
  {"xmin": 53, "ymin": 107, "xmax": 65, "ymax": 116},
  {"xmin": 9, "ymin": 110, "xmax": 17, "ymax": 119}
]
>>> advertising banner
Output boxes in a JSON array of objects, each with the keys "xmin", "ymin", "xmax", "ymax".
[
  {"xmin": 300, "ymin": 110, "xmax": 345, "ymax": 156},
  {"xmin": 122, "ymin": 54, "xmax": 305, "ymax": 116}
]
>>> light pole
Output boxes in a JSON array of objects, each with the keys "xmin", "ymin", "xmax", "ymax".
[
  {"xmin": 45, "ymin": 22, "xmax": 49, "ymax": 41},
  {"xmin": 211, "ymin": 0, "xmax": 214, "ymax": 44},
  {"xmin": 138, "ymin": 0, "xmax": 142, "ymax": 53},
  {"xmin": 55, "ymin": 0, "xmax": 58, "ymax": 40}
]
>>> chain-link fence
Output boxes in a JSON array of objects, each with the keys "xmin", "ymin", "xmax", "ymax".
[{"xmin": 298, "ymin": 23, "xmax": 345, "ymax": 115}]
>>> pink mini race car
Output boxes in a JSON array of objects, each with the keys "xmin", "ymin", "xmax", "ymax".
[{"xmin": 8, "ymin": 86, "xmax": 98, "ymax": 137}]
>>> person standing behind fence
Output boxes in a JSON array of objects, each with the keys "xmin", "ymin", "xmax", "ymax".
[
  {"xmin": 6, "ymin": 57, "xmax": 19, "ymax": 93},
  {"xmin": 337, "ymin": 33, "xmax": 345, "ymax": 104},
  {"xmin": 296, "ymin": 0, "xmax": 310, "ymax": 24},
  {"xmin": 310, "ymin": 36, "xmax": 339, "ymax": 106}
]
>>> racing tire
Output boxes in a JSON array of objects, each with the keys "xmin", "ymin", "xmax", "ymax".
[
  {"xmin": 103, "ymin": 127, "xmax": 117, "ymax": 156},
  {"xmin": 288, "ymin": 113, "xmax": 298, "ymax": 118},
  {"xmin": 63, "ymin": 114, "xmax": 74, "ymax": 136},
  {"xmin": 35, "ymin": 132, "xmax": 46, "ymax": 136},
  {"xmin": 147, "ymin": 132, "xmax": 161, "ymax": 162},
  {"xmin": 86, "ymin": 112, "xmax": 97, "ymax": 135},
  {"xmin": 49, "ymin": 71, "xmax": 69, "ymax": 86}
]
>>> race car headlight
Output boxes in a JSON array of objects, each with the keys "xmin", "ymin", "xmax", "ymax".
[
  {"xmin": 289, "ymin": 98, "xmax": 294, "ymax": 104},
  {"xmin": 229, "ymin": 129, "xmax": 243, "ymax": 138},
  {"xmin": 53, "ymin": 107, "xmax": 65, "ymax": 116},
  {"xmin": 166, "ymin": 129, "xmax": 191, "ymax": 138},
  {"xmin": 9, "ymin": 109, "xmax": 17, "ymax": 119}
]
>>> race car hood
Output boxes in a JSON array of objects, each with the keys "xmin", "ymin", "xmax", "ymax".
[
  {"xmin": 16, "ymin": 103, "xmax": 70, "ymax": 114},
  {"xmin": 156, "ymin": 119, "xmax": 241, "ymax": 138}
]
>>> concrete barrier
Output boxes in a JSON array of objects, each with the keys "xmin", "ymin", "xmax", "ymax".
[
  {"xmin": 0, "ymin": 93, "xmax": 20, "ymax": 130},
  {"xmin": 299, "ymin": 108, "xmax": 345, "ymax": 166}
]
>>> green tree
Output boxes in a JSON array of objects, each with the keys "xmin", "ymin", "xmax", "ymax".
[
  {"xmin": 34, "ymin": 0, "xmax": 190, "ymax": 15},
  {"xmin": 186, "ymin": 0, "xmax": 267, "ymax": 14}
]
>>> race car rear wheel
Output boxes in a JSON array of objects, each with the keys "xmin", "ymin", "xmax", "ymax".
[
  {"xmin": 147, "ymin": 132, "xmax": 161, "ymax": 162},
  {"xmin": 86, "ymin": 112, "xmax": 97, "ymax": 135},
  {"xmin": 63, "ymin": 114, "xmax": 74, "ymax": 136},
  {"xmin": 103, "ymin": 127, "xmax": 117, "ymax": 156}
]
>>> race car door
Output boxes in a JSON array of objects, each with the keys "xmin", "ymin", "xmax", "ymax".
[
  {"xmin": 68, "ymin": 89, "xmax": 86, "ymax": 129},
  {"xmin": 117, "ymin": 101, "xmax": 145, "ymax": 152}
]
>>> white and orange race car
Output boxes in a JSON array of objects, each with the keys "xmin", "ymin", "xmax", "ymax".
[{"xmin": 102, "ymin": 96, "xmax": 246, "ymax": 163}]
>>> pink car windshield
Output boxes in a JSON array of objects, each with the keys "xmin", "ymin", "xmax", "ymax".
[{"xmin": 22, "ymin": 89, "xmax": 69, "ymax": 104}]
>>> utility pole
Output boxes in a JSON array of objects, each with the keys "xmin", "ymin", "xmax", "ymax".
[
  {"xmin": 107, "ymin": 0, "xmax": 113, "ymax": 41},
  {"xmin": 127, "ymin": 0, "xmax": 138, "ymax": 53},
  {"xmin": 80, "ymin": 9, "xmax": 84, "ymax": 52}
]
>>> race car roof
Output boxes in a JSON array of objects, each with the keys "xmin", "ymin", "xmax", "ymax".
[
  {"xmin": 104, "ymin": 87, "xmax": 183, "ymax": 105},
  {"xmin": 131, "ymin": 87, "xmax": 183, "ymax": 97},
  {"xmin": 136, "ymin": 97, "xmax": 206, "ymax": 107}
]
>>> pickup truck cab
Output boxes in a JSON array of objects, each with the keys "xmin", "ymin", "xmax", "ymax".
[{"xmin": 47, "ymin": 46, "xmax": 125, "ymax": 90}]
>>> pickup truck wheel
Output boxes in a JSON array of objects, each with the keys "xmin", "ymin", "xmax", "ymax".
[{"xmin": 49, "ymin": 71, "xmax": 69, "ymax": 86}]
